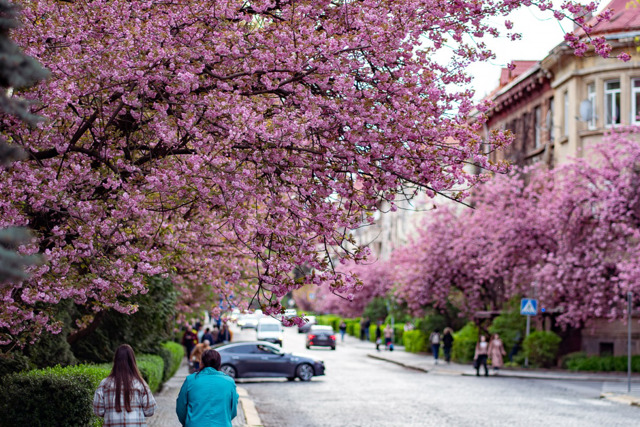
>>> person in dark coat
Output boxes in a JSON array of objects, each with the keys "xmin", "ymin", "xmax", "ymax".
[
  {"xmin": 442, "ymin": 327, "xmax": 454, "ymax": 364},
  {"xmin": 375, "ymin": 321, "xmax": 383, "ymax": 351}
]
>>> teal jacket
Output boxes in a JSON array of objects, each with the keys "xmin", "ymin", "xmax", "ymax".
[{"xmin": 176, "ymin": 367, "xmax": 239, "ymax": 426}]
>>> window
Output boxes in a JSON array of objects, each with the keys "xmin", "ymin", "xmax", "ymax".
[
  {"xmin": 563, "ymin": 91, "xmax": 569, "ymax": 137},
  {"xmin": 548, "ymin": 97, "xmax": 554, "ymax": 141},
  {"xmin": 632, "ymin": 78, "xmax": 640, "ymax": 124},
  {"xmin": 604, "ymin": 80, "xmax": 621, "ymax": 126},
  {"xmin": 534, "ymin": 105, "xmax": 542, "ymax": 148},
  {"xmin": 224, "ymin": 344, "xmax": 255, "ymax": 354},
  {"xmin": 587, "ymin": 83, "xmax": 596, "ymax": 129}
]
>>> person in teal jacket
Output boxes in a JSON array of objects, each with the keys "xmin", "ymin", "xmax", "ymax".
[{"xmin": 176, "ymin": 349, "xmax": 239, "ymax": 426}]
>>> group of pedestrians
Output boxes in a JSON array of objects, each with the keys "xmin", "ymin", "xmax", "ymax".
[
  {"xmin": 473, "ymin": 333, "xmax": 506, "ymax": 376},
  {"xmin": 181, "ymin": 321, "xmax": 232, "ymax": 372},
  {"xmin": 428, "ymin": 328, "xmax": 454, "ymax": 364},
  {"xmin": 93, "ymin": 343, "xmax": 238, "ymax": 427}
]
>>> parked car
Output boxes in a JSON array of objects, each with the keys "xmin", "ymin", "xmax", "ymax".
[
  {"xmin": 237, "ymin": 314, "xmax": 259, "ymax": 329},
  {"xmin": 256, "ymin": 318, "xmax": 284, "ymax": 346},
  {"xmin": 283, "ymin": 309, "xmax": 297, "ymax": 319},
  {"xmin": 297, "ymin": 316, "xmax": 317, "ymax": 334},
  {"xmin": 215, "ymin": 341, "xmax": 325, "ymax": 381},
  {"xmin": 306, "ymin": 325, "xmax": 336, "ymax": 350}
]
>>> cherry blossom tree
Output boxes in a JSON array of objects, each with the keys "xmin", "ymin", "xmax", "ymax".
[
  {"xmin": 395, "ymin": 129, "xmax": 640, "ymax": 328},
  {"xmin": 0, "ymin": 0, "xmax": 619, "ymax": 343}
]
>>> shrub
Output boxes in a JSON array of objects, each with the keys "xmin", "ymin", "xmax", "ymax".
[
  {"xmin": 137, "ymin": 354, "xmax": 164, "ymax": 393},
  {"xmin": 565, "ymin": 354, "xmax": 640, "ymax": 373},
  {"xmin": 451, "ymin": 322, "xmax": 479, "ymax": 364},
  {"xmin": 403, "ymin": 330, "xmax": 428, "ymax": 353},
  {"xmin": 523, "ymin": 331, "xmax": 561, "ymax": 367},
  {"xmin": 488, "ymin": 300, "xmax": 526, "ymax": 355},
  {"xmin": 0, "ymin": 364, "xmax": 110, "ymax": 427},
  {"xmin": 161, "ymin": 341, "xmax": 184, "ymax": 381},
  {"xmin": 393, "ymin": 324, "xmax": 404, "ymax": 344}
]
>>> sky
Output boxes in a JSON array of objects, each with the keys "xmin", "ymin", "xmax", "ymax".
[{"xmin": 467, "ymin": 3, "xmax": 607, "ymax": 101}]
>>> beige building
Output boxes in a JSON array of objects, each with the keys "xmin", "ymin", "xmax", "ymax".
[{"xmin": 481, "ymin": 0, "xmax": 640, "ymax": 356}]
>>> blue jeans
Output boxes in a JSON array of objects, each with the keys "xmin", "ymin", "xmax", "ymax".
[{"xmin": 432, "ymin": 344, "xmax": 440, "ymax": 360}]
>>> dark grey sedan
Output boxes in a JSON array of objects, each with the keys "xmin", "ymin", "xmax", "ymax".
[{"xmin": 215, "ymin": 341, "xmax": 325, "ymax": 381}]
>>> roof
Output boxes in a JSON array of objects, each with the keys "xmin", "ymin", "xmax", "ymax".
[
  {"xmin": 576, "ymin": 0, "xmax": 640, "ymax": 37},
  {"xmin": 499, "ymin": 61, "xmax": 538, "ymax": 87}
]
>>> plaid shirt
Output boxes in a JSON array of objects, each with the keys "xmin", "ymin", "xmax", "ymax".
[{"xmin": 93, "ymin": 377, "xmax": 157, "ymax": 426}]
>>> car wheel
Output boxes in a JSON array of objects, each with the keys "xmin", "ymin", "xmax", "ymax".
[
  {"xmin": 331, "ymin": 346, "xmax": 336, "ymax": 350},
  {"xmin": 296, "ymin": 363, "xmax": 314, "ymax": 382},
  {"xmin": 221, "ymin": 364, "xmax": 237, "ymax": 379},
  {"xmin": 305, "ymin": 345, "xmax": 310, "ymax": 349},
  {"xmin": 287, "ymin": 376, "xmax": 295, "ymax": 381}
]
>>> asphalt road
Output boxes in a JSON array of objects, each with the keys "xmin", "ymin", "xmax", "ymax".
[{"xmin": 233, "ymin": 325, "xmax": 640, "ymax": 427}]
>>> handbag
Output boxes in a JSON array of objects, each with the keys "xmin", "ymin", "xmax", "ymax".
[{"xmin": 473, "ymin": 358, "xmax": 479, "ymax": 369}]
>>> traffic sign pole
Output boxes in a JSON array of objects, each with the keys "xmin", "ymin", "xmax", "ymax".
[
  {"xmin": 628, "ymin": 292, "xmax": 632, "ymax": 393},
  {"xmin": 525, "ymin": 314, "xmax": 531, "ymax": 368}
]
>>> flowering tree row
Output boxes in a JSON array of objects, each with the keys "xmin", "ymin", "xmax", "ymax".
[
  {"xmin": 393, "ymin": 130, "xmax": 640, "ymax": 327},
  {"xmin": 0, "ymin": 0, "xmax": 619, "ymax": 343}
]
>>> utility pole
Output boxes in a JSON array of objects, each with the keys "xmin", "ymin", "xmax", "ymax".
[{"xmin": 628, "ymin": 292, "xmax": 633, "ymax": 394}]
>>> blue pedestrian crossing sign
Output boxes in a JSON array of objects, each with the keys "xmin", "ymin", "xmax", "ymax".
[{"xmin": 520, "ymin": 299, "xmax": 538, "ymax": 316}]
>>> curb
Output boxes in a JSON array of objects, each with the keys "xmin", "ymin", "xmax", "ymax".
[
  {"xmin": 237, "ymin": 387, "xmax": 264, "ymax": 427},
  {"xmin": 601, "ymin": 392, "xmax": 640, "ymax": 406},
  {"xmin": 461, "ymin": 372, "xmax": 640, "ymax": 382},
  {"xmin": 367, "ymin": 353, "xmax": 429, "ymax": 373}
]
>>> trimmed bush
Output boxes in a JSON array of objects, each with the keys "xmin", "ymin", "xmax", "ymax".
[
  {"xmin": 565, "ymin": 354, "xmax": 640, "ymax": 373},
  {"xmin": 403, "ymin": 330, "xmax": 428, "ymax": 353},
  {"xmin": 523, "ymin": 330, "xmax": 561, "ymax": 368},
  {"xmin": 137, "ymin": 354, "xmax": 164, "ymax": 393},
  {"xmin": 0, "ymin": 364, "xmax": 110, "ymax": 427},
  {"xmin": 451, "ymin": 322, "xmax": 479, "ymax": 363},
  {"xmin": 162, "ymin": 341, "xmax": 184, "ymax": 381}
]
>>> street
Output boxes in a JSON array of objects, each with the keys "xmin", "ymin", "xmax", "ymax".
[{"xmin": 233, "ymin": 326, "xmax": 639, "ymax": 427}]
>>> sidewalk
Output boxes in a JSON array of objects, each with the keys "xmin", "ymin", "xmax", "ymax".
[
  {"xmin": 148, "ymin": 360, "xmax": 262, "ymax": 426},
  {"xmin": 367, "ymin": 349, "xmax": 640, "ymax": 406}
]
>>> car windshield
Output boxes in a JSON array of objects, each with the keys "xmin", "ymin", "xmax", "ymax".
[{"xmin": 259, "ymin": 324, "xmax": 281, "ymax": 332}]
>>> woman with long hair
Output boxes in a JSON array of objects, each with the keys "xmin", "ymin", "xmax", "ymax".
[
  {"xmin": 176, "ymin": 349, "xmax": 238, "ymax": 426},
  {"xmin": 93, "ymin": 344, "xmax": 157, "ymax": 426}
]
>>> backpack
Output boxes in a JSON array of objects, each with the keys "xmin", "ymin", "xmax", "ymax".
[{"xmin": 431, "ymin": 333, "xmax": 440, "ymax": 344}]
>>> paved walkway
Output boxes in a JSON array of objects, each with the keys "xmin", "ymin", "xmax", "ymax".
[
  {"xmin": 367, "ymin": 348, "xmax": 640, "ymax": 406},
  {"xmin": 148, "ymin": 360, "xmax": 251, "ymax": 426}
]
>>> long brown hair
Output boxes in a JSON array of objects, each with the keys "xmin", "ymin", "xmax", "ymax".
[
  {"xmin": 108, "ymin": 344, "xmax": 147, "ymax": 412},
  {"xmin": 199, "ymin": 349, "xmax": 221, "ymax": 372}
]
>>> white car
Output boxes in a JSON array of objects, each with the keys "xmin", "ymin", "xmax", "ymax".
[
  {"xmin": 238, "ymin": 314, "xmax": 259, "ymax": 329},
  {"xmin": 283, "ymin": 309, "xmax": 297, "ymax": 319},
  {"xmin": 256, "ymin": 318, "xmax": 284, "ymax": 346}
]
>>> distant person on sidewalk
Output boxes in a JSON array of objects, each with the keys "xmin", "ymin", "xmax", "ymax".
[
  {"xmin": 489, "ymin": 334, "xmax": 507, "ymax": 374},
  {"xmin": 363, "ymin": 317, "xmax": 371, "ymax": 341},
  {"xmin": 442, "ymin": 327, "xmax": 454, "ymax": 364},
  {"xmin": 218, "ymin": 322, "xmax": 231, "ymax": 344},
  {"xmin": 202, "ymin": 327, "xmax": 214, "ymax": 344},
  {"xmin": 375, "ymin": 320, "xmax": 383, "ymax": 351},
  {"xmin": 93, "ymin": 344, "xmax": 157, "ymax": 426},
  {"xmin": 384, "ymin": 324, "xmax": 393, "ymax": 350},
  {"xmin": 429, "ymin": 329, "xmax": 441, "ymax": 364},
  {"xmin": 360, "ymin": 318, "xmax": 366, "ymax": 340},
  {"xmin": 190, "ymin": 340, "xmax": 211, "ymax": 372},
  {"xmin": 339, "ymin": 320, "xmax": 347, "ymax": 342},
  {"xmin": 181, "ymin": 325, "xmax": 198, "ymax": 363},
  {"xmin": 474, "ymin": 335, "xmax": 489, "ymax": 377},
  {"xmin": 176, "ymin": 349, "xmax": 239, "ymax": 427}
]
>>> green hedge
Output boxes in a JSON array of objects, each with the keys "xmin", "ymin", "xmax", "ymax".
[
  {"xmin": 137, "ymin": 354, "xmax": 164, "ymax": 393},
  {"xmin": 0, "ymin": 364, "xmax": 111, "ymax": 427},
  {"xmin": 161, "ymin": 341, "xmax": 184, "ymax": 381},
  {"xmin": 565, "ymin": 354, "xmax": 640, "ymax": 372},
  {"xmin": 451, "ymin": 322, "xmax": 478, "ymax": 363},
  {"xmin": 403, "ymin": 330, "xmax": 428, "ymax": 353},
  {"xmin": 523, "ymin": 330, "xmax": 561, "ymax": 368}
]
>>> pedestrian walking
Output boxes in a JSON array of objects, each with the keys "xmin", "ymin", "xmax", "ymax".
[
  {"xmin": 181, "ymin": 325, "xmax": 198, "ymax": 363},
  {"xmin": 442, "ymin": 327, "xmax": 454, "ymax": 364},
  {"xmin": 429, "ymin": 329, "xmax": 441, "ymax": 364},
  {"xmin": 384, "ymin": 323, "xmax": 393, "ymax": 350},
  {"xmin": 202, "ymin": 327, "xmax": 214, "ymax": 344},
  {"xmin": 363, "ymin": 317, "xmax": 371, "ymax": 341},
  {"xmin": 190, "ymin": 340, "xmax": 211, "ymax": 372},
  {"xmin": 339, "ymin": 320, "xmax": 347, "ymax": 342},
  {"xmin": 218, "ymin": 322, "xmax": 231, "ymax": 344},
  {"xmin": 488, "ymin": 333, "xmax": 507, "ymax": 373},
  {"xmin": 176, "ymin": 349, "xmax": 239, "ymax": 427},
  {"xmin": 474, "ymin": 335, "xmax": 489, "ymax": 377},
  {"xmin": 196, "ymin": 324, "xmax": 204, "ymax": 343},
  {"xmin": 375, "ymin": 321, "xmax": 383, "ymax": 351},
  {"xmin": 360, "ymin": 318, "xmax": 366, "ymax": 341},
  {"xmin": 93, "ymin": 344, "xmax": 157, "ymax": 426}
]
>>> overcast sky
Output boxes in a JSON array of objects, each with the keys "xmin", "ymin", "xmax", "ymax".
[{"xmin": 467, "ymin": 3, "xmax": 606, "ymax": 101}]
